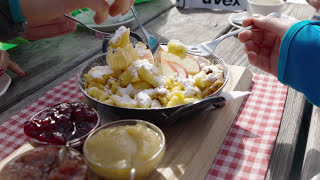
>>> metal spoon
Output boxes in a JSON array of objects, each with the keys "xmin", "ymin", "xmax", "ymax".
[{"xmin": 59, "ymin": 122, "xmax": 77, "ymax": 161}]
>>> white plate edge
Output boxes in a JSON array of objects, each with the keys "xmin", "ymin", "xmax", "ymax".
[{"xmin": 0, "ymin": 73, "xmax": 11, "ymax": 96}]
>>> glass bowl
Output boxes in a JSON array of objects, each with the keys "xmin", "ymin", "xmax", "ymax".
[
  {"xmin": 23, "ymin": 102, "xmax": 100, "ymax": 149},
  {"xmin": 0, "ymin": 145, "xmax": 88, "ymax": 180},
  {"xmin": 83, "ymin": 119, "xmax": 166, "ymax": 180}
]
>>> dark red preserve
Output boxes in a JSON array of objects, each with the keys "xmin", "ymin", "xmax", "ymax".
[{"xmin": 24, "ymin": 102, "xmax": 98, "ymax": 145}]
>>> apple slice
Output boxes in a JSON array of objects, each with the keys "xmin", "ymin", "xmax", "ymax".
[
  {"xmin": 163, "ymin": 59, "xmax": 188, "ymax": 78},
  {"xmin": 159, "ymin": 59, "xmax": 179, "ymax": 77},
  {"xmin": 161, "ymin": 51, "xmax": 201, "ymax": 75},
  {"xmin": 187, "ymin": 54, "xmax": 202, "ymax": 72}
]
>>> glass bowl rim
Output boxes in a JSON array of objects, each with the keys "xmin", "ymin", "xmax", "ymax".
[
  {"xmin": 83, "ymin": 119, "xmax": 166, "ymax": 170},
  {"xmin": 1, "ymin": 145, "xmax": 88, "ymax": 173}
]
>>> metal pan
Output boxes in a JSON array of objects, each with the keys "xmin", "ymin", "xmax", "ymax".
[{"xmin": 78, "ymin": 33, "xmax": 229, "ymax": 125}]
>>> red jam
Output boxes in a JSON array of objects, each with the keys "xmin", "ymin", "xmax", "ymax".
[
  {"xmin": 0, "ymin": 146, "xmax": 88, "ymax": 180},
  {"xmin": 24, "ymin": 103, "xmax": 98, "ymax": 145}
]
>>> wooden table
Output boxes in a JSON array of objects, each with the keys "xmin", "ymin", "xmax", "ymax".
[{"xmin": 0, "ymin": 0, "xmax": 317, "ymax": 179}]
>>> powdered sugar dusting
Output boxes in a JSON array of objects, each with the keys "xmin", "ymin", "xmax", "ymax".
[
  {"xmin": 151, "ymin": 99, "xmax": 162, "ymax": 108},
  {"xmin": 135, "ymin": 43, "xmax": 149, "ymax": 57},
  {"xmin": 111, "ymin": 94, "xmax": 137, "ymax": 106},
  {"xmin": 110, "ymin": 26, "xmax": 127, "ymax": 44},
  {"xmin": 89, "ymin": 66, "xmax": 113, "ymax": 79},
  {"xmin": 135, "ymin": 92, "xmax": 152, "ymax": 108},
  {"xmin": 118, "ymin": 84, "xmax": 135, "ymax": 96},
  {"xmin": 85, "ymin": 40, "xmax": 225, "ymax": 108},
  {"xmin": 177, "ymin": 76, "xmax": 201, "ymax": 97}
]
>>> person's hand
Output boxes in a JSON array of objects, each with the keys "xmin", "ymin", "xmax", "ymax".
[
  {"xmin": 0, "ymin": 50, "xmax": 26, "ymax": 77},
  {"xmin": 238, "ymin": 15, "xmax": 298, "ymax": 76},
  {"xmin": 19, "ymin": 0, "xmax": 135, "ymax": 26},
  {"xmin": 109, "ymin": 0, "xmax": 135, "ymax": 17},
  {"xmin": 307, "ymin": 0, "xmax": 320, "ymax": 10},
  {"xmin": 22, "ymin": 16, "xmax": 77, "ymax": 40}
]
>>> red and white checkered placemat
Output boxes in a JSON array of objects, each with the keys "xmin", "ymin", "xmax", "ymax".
[
  {"xmin": 0, "ymin": 75, "xmax": 84, "ymax": 159},
  {"xmin": 0, "ymin": 73, "xmax": 288, "ymax": 179},
  {"xmin": 206, "ymin": 73, "xmax": 288, "ymax": 180}
]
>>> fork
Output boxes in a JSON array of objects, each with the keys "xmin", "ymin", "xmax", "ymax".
[
  {"xmin": 186, "ymin": 12, "xmax": 281, "ymax": 57},
  {"xmin": 185, "ymin": 25, "xmax": 253, "ymax": 57},
  {"xmin": 64, "ymin": 14, "xmax": 113, "ymax": 40},
  {"xmin": 130, "ymin": 6, "xmax": 161, "ymax": 67}
]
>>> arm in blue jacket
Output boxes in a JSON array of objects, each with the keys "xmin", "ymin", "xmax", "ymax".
[
  {"xmin": 0, "ymin": 0, "xmax": 25, "ymax": 41},
  {"xmin": 278, "ymin": 20, "xmax": 320, "ymax": 106}
]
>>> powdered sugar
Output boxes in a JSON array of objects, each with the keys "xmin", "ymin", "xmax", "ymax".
[
  {"xmin": 154, "ymin": 75, "xmax": 166, "ymax": 87},
  {"xmin": 206, "ymin": 73, "xmax": 218, "ymax": 82},
  {"xmin": 110, "ymin": 26, "xmax": 127, "ymax": 45},
  {"xmin": 151, "ymin": 99, "xmax": 162, "ymax": 108},
  {"xmin": 85, "ymin": 41, "xmax": 225, "ymax": 108},
  {"xmin": 176, "ymin": 76, "xmax": 201, "ymax": 97},
  {"xmin": 89, "ymin": 66, "xmax": 113, "ymax": 79},
  {"xmin": 155, "ymin": 87, "xmax": 169, "ymax": 96},
  {"xmin": 128, "ymin": 59, "xmax": 167, "ymax": 86},
  {"xmin": 135, "ymin": 43, "xmax": 150, "ymax": 57},
  {"xmin": 140, "ymin": 60, "xmax": 158, "ymax": 74},
  {"xmin": 128, "ymin": 59, "xmax": 158, "ymax": 78},
  {"xmin": 111, "ymin": 94, "xmax": 137, "ymax": 107},
  {"xmin": 135, "ymin": 92, "xmax": 152, "ymax": 108},
  {"xmin": 117, "ymin": 84, "xmax": 135, "ymax": 96}
]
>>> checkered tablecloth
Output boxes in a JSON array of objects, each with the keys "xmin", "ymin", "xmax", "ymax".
[
  {"xmin": 207, "ymin": 73, "xmax": 287, "ymax": 180},
  {"xmin": 0, "ymin": 73, "xmax": 288, "ymax": 180},
  {"xmin": 0, "ymin": 75, "xmax": 85, "ymax": 158}
]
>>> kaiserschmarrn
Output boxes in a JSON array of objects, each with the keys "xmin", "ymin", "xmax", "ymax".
[{"xmin": 83, "ymin": 26, "xmax": 224, "ymax": 108}]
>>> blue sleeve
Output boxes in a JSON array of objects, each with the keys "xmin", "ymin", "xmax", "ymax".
[
  {"xmin": 8, "ymin": 0, "xmax": 26, "ymax": 23},
  {"xmin": 278, "ymin": 20, "xmax": 320, "ymax": 107},
  {"xmin": 0, "ymin": 0, "xmax": 25, "ymax": 41}
]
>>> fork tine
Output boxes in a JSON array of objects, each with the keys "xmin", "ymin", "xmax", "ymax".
[
  {"xmin": 187, "ymin": 22, "xmax": 274, "ymax": 57},
  {"xmin": 185, "ymin": 24, "xmax": 254, "ymax": 57},
  {"xmin": 156, "ymin": 46, "xmax": 161, "ymax": 66},
  {"xmin": 95, "ymin": 32, "xmax": 104, "ymax": 40},
  {"xmin": 131, "ymin": 6, "xmax": 161, "ymax": 67},
  {"xmin": 64, "ymin": 14, "xmax": 113, "ymax": 40},
  {"xmin": 101, "ymin": 32, "xmax": 113, "ymax": 39}
]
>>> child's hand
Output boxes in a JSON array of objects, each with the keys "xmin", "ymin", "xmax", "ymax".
[
  {"xmin": 0, "ymin": 50, "xmax": 26, "ymax": 77},
  {"xmin": 238, "ymin": 15, "xmax": 298, "ymax": 76},
  {"xmin": 19, "ymin": 0, "xmax": 135, "ymax": 25},
  {"xmin": 22, "ymin": 15, "xmax": 77, "ymax": 40},
  {"xmin": 307, "ymin": 0, "xmax": 320, "ymax": 10},
  {"xmin": 110, "ymin": 0, "xmax": 135, "ymax": 16}
]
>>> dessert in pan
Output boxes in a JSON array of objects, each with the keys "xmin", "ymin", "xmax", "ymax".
[{"xmin": 83, "ymin": 26, "xmax": 225, "ymax": 109}]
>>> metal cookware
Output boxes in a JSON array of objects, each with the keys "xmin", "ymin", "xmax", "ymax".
[{"xmin": 78, "ymin": 33, "xmax": 229, "ymax": 125}]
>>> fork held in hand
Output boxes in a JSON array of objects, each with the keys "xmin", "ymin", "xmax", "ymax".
[
  {"xmin": 185, "ymin": 25, "xmax": 254, "ymax": 57},
  {"xmin": 186, "ymin": 12, "xmax": 281, "ymax": 57},
  {"xmin": 130, "ymin": 6, "xmax": 161, "ymax": 67},
  {"xmin": 64, "ymin": 14, "xmax": 113, "ymax": 40}
]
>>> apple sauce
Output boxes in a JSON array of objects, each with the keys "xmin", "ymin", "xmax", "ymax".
[{"xmin": 83, "ymin": 120, "xmax": 165, "ymax": 180}]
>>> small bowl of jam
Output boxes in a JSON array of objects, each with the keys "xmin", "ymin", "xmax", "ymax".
[
  {"xmin": 24, "ymin": 102, "xmax": 100, "ymax": 148},
  {"xmin": 0, "ymin": 145, "xmax": 88, "ymax": 180}
]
